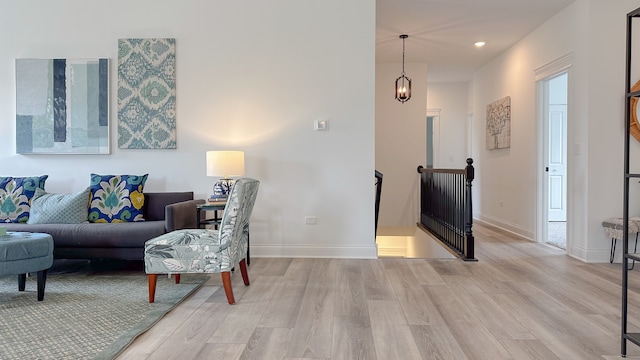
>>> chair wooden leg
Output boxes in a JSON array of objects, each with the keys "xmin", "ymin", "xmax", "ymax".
[
  {"xmin": 36, "ymin": 270, "xmax": 47, "ymax": 301},
  {"xmin": 239, "ymin": 259, "xmax": 250, "ymax": 286},
  {"xmin": 18, "ymin": 274, "xmax": 26, "ymax": 291},
  {"xmin": 221, "ymin": 272, "xmax": 235, "ymax": 304},
  {"xmin": 174, "ymin": 274, "xmax": 181, "ymax": 284},
  {"xmin": 148, "ymin": 274, "xmax": 158, "ymax": 303}
]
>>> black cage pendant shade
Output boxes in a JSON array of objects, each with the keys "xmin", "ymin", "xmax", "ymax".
[{"xmin": 395, "ymin": 34, "xmax": 412, "ymax": 103}]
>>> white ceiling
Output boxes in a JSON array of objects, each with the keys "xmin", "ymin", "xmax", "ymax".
[{"xmin": 376, "ymin": 0, "xmax": 575, "ymax": 82}]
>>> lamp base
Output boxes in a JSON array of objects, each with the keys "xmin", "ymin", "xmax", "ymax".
[{"xmin": 212, "ymin": 178, "xmax": 235, "ymax": 198}]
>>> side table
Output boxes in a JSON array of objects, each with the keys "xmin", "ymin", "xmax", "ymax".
[
  {"xmin": 196, "ymin": 201, "xmax": 250, "ymax": 265},
  {"xmin": 196, "ymin": 201, "xmax": 226, "ymax": 229}
]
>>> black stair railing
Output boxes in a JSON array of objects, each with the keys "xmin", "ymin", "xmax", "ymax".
[
  {"xmin": 417, "ymin": 158, "xmax": 476, "ymax": 261},
  {"xmin": 375, "ymin": 170, "xmax": 383, "ymax": 238}
]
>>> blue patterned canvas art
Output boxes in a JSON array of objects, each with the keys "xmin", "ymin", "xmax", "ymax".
[
  {"xmin": 15, "ymin": 58, "xmax": 109, "ymax": 154},
  {"xmin": 118, "ymin": 38, "xmax": 176, "ymax": 149}
]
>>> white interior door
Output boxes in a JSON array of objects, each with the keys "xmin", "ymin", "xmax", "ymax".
[
  {"xmin": 548, "ymin": 104, "xmax": 567, "ymax": 221},
  {"xmin": 535, "ymin": 55, "xmax": 571, "ymax": 249}
]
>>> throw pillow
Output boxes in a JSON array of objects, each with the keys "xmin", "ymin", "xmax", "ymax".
[
  {"xmin": 88, "ymin": 174, "xmax": 148, "ymax": 223},
  {"xmin": 28, "ymin": 187, "xmax": 91, "ymax": 224},
  {"xmin": 0, "ymin": 175, "xmax": 48, "ymax": 223}
]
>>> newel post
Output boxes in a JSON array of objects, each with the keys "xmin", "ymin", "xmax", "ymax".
[{"xmin": 464, "ymin": 158, "xmax": 476, "ymax": 261}]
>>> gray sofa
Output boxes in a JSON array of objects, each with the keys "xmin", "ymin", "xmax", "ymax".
[{"xmin": 2, "ymin": 192, "xmax": 205, "ymax": 261}]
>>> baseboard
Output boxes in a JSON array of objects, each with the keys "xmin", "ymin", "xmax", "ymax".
[
  {"xmin": 577, "ymin": 240, "xmax": 638, "ymax": 263},
  {"xmin": 250, "ymin": 244, "xmax": 378, "ymax": 259},
  {"xmin": 474, "ymin": 214, "xmax": 534, "ymax": 241},
  {"xmin": 567, "ymin": 244, "xmax": 589, "ymax": 262},
  {"xmin": 579, "ymin": 248, "xmax": 615, "ymax": 263}
]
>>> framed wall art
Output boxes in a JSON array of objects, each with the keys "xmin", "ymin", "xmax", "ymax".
[
  {"xmin": 118, "ymin": 38, "xmax": 176, "ymax": 149},
  {"xmin": 486, "ymin": 96, "xmax": 511, "ymax": 150},
  {"xmin": 15, "ymin": 58, "xmax": 109, "ymax": 154}
]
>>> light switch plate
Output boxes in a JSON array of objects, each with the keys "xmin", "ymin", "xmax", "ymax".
[{"xmin": 314, "ymin": 120, "xmax": 328, "ymax": 131}]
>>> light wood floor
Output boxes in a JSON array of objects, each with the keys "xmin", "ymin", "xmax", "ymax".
[{"xmin": 117, "ymin": 223, "xmax": 640, "ymax": 360}]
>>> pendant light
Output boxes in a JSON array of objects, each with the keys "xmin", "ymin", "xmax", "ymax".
[{"xmin": 395, "ymin": 34, "xmax": 412, "ymax": 103}]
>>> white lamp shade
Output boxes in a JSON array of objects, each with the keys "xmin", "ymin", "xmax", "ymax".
[{"xmin": 206, "ymin": 151, "xmax": 245, "ymax": 177}]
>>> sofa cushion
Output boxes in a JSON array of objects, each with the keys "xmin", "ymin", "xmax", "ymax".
[
  {"xmin": 28, "ymin": 187, "xmax": 91, "ymax": 224},
  {"xmin": 0, "ymin": 175, "xmax": 48, "ymax": 223},
  {"xmin": 2, "ymin": 221, "xmax": 166, "ymax": 249},
  {"xmin": 88, "ymin": 174, "xmax": 148, "ymax": 223}
]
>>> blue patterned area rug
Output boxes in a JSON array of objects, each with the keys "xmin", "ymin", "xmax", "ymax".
[{"xmin": 0, "ymin": 260, "xmax": 208, "ymax": 360}]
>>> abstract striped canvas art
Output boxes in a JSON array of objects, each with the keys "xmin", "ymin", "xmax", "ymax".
[
  {"xmin": 15, "ymin": 58, "xmax": 109, "ymax": 154},
  {"xmin": 118, "ymin": 38, "xmax": 176, "ymax": 149}
]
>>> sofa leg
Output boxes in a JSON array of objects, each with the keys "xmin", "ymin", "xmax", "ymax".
[
  {"xmin": 18, "ymin": 274, "xmax": 26, "ymax": 291},
  {"xmin": 221, "ymin": 272, "xmax": 235, "ymax": 304},
  {"xmin": 148, "ymin": 274, "xmax": 158, "ymax": 303},
  {"xmin": 37, "ymin": 270, "xmax": 47, "ymax": 301},
  {"xmin": 239, "ymin": 259, "xmax": 250, "ymax": 286},
  {"xmin": 174, "ymin": 274, "xmax": 181, "ymax": 284}
]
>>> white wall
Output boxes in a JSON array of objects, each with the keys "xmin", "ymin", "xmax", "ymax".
[
  {"xmin": 471, "ymin": 0, "xmax": 640, "ymax": 262},
  {"xmin": 0, "ymin": 0, "xmax": 377, "ymax": 258},
  {"xmin": 375, "ymin": 62, "xmax": 428, "ymax": 228},
  {"xmin": 426, "ymin": 82, "xmax": 469, "ymax": 167},
  {"xmin": 585, "ymin": 0, "xmax": 640, "ymax": 261}
]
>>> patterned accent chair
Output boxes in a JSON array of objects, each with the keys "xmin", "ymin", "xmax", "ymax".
[{"xmin": 144, "ymin": 178, "xmax": 260, "ymax": 304}]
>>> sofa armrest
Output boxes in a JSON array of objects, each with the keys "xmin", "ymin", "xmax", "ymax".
[
  {"xmin": 144, "ymin": 192, "xmax": 194, "ymax": 221},
  {"xmin": 165, "ymin": 199, "xmax": 206, "ymax": 232}
]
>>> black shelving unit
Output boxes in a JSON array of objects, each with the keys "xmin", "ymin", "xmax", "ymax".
[{"xmin": 622, "ymin": 6, "xmax": 640, "ymax": 357}]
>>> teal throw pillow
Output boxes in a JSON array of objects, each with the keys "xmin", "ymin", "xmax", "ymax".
[
  {"xmin": 27, "ymin": 187, "xmax": 91, "ymax": 224},
  {"xmin": 0, "ymin": 175, "xmax": 48, "ymax": 223},
  {"xmin": 88, "ymin": 174, "xmax": 148, "ymax": 223}
]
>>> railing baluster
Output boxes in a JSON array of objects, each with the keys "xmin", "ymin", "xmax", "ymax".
[{"xmin": 416, "ymin": 159, "xmax": 477, "ymax": 261}]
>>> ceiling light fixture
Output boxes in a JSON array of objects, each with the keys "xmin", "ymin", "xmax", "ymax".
[
  {"xmin": 474, "ymin": 41, "xmax": 486, "ymax": 48},
  {"xmin": 395, "ymin": 34, "xmax": 411, "ymax": 104}
]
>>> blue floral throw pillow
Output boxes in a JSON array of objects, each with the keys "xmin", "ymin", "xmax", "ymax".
[
  {"xmin": 0, "ymin": 175, "xmax": 48, "ymax": 223},
  {"xmin": 88, "ymin": 174, "xmax": 148, "ymax": 223}
]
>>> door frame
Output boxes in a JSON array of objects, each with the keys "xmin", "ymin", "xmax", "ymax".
[
  {"xmin": 427, "ymin": 108, "xmax": 441, "ymax": 168},
  {"xmin": 535, "ymin": 53, "xmax": 573, "ymax": 249}
]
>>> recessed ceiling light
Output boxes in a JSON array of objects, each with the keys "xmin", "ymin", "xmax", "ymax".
[{"xmin": 475, "ymin": 41, "xmax": 486, "ymax": 48}]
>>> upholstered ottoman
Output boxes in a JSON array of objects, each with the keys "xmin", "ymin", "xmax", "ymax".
[
  {"xmin": 0, "ymin": 232, "xmax": 54, "ymax": 301},
  {"xmin": 602, "ymin": 217, "xmax": 640, "ymax": 268}
]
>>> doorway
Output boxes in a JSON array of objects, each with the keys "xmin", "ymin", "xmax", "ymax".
[
  {"xmin": 426, "ymin": 108, "xmax": 441, "ymax": 168},
  {"xmin": 540, "ymin": 72, "xmax": 568, "ymax": 249},
  {"xmin": 426, "ymin": 116, "xmax": 435, "ymax": 168}
]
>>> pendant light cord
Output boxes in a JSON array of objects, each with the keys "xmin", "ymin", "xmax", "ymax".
[{"xmin": 402, "ymin": 36, "xmax": 406, "ymax": 76}]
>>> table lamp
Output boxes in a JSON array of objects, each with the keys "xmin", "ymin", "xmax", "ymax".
[{"xmin": 206, "ymin": 150, "xmax": 245, "ymax": 200}]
